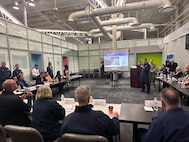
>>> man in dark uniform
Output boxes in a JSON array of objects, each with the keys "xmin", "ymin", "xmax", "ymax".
[
  {"xmin": 137, "ymin": 88, "xmax": 189, "ymax": 142},
  {"xmin": 12, "ymin": 64, "xmax": 23, "ymax": 77},
  {"xmin": 0, "ymin": 61, "xmax": 11, "ymax": 91},
  {"xmin": 140, "ymin": 58, "xmax": 151, "ymax": 93}
]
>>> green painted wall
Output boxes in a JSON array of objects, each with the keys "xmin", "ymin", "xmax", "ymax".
[{"xmin": 136, "ymin": 52, "xmax": 162, "ymax": 67}]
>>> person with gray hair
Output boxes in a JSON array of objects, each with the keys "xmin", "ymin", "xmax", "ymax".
[
  {"xmin": 61, "ymin": 85, "xmax": 120, "ymax": 142},
  {"xmin": 136, "ymin": 88, "xmax": 189, "ymax": 142}
]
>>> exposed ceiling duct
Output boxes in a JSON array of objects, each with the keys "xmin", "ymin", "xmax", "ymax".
[
  {"xmin": 68, "ymin": 0, "xmax": 176, "ymax": 22},
  {"xmin": 89, "ymin": 23, "xmax": 156, "ymax": 36},
  {"xmin": 101, "ymin": 17, "xmax": 139, "ymax": 26}
]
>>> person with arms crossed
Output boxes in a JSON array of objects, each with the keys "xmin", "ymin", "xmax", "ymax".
[
  {"xmin": 47, "ymin": 62, "xmax": 54, "ymax": 79},
  {"xmin": 137, "ymin": 88, "xmax": 189, "ymax": 142},
  {"xmin": 149, "ymin": 59, "xmax": 156, "ymax": 86},
  {"xmin": 60, "ymin": 85, "xmax": 120, "ymax": 142},
  {"xmin": 32, "ymin": 85, "xmax": 65, "ymax": 142},
  {"xmin": 0, "ymin": 61, "xmax": 11, "ymax": 91},
  {"xmin": 12, "ymin": 64, "xmax": 23, "ymax": 77}
]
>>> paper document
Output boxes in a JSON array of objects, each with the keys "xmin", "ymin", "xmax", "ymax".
[{"xmin": 144, "ymin": 106, "xmax": 154, "ymax": 112}]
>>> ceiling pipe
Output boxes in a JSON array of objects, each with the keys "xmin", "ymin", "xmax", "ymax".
[
  {"xmin": 90, "ymin": 16, "xmax": 112, "ymax": 40},
  {"xmin": 68, "ymin": 0, "xmax": 175, "ymax": 21},
  {"xmin": 89, "ymin": 23, "xmax": 155, "ymax": 35},
  {"xmin": 101, "ymin": 17, "xmax": 139, "ymax": 26}
]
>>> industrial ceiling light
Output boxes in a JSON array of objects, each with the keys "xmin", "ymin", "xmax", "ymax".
[
  {"xmin": 159, "ymin": 0, "xmax": 176, "ymax": 13},
  {"xmin": 13, "ymin": 2, "xmax": 19, "ymax": 10},
  {"xmin": 28, "ymin": 0, "xmax": 35, "ymax": 7}
]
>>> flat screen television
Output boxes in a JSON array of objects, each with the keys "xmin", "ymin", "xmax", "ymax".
[
  {"xmin": 104, "ymin": 50, "xmax": 129, "ymax": 71},
  {"xmin": 186, "ymin": 34, "xmax": 189, "ymax": 49}
]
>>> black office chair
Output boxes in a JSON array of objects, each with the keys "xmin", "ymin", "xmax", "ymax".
[
  {"xmin": 60, "ymin": 133, "xmax": 108, "ymax": 142},
  {"xmin": 4, "ymin": 125, "xmax": 44, "ymax": 142},
  {"xmin": 0, "ymin": 125, "xmax": 7, "ymax": 142}
]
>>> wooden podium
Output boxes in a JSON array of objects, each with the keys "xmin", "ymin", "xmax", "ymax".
[{"xmin": 130, "ymin": 67, "xmax": 140, "ymax": 88}]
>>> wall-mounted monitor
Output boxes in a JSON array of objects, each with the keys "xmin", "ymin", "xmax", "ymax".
[
  {"xmin": 186, "ymin": 34, "xmax": 189, "ymax": 49},
  {"xmin": 104, "ymin": 50, "xmax": 129, "ymax": 71}
]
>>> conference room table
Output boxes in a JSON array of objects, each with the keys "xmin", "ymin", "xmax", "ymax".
[
  {"xmin": 119, "ymin": 103, "xmax": 189, "ymax": 142},
  {"xmin": 156, "ymin": 77, "xmax": 189, "ymax": 96},
  {"xmin": 14, "ymin": 75, "xmax": 83, "ymax": 95},
  {"xmin": 57, "ymin": 99, "xmax": 121, "ymax": 117}
]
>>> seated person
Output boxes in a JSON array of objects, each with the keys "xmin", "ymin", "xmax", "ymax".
[
  {"xmin": 17, "ymin": 74, "xmax": 29, "ymax": 89},
  {"xmin": 0, "ymin": 79, "xmax": 32, "ymax": 126},
  {"xmin": 136, "ymin": 88, "xmax": 189, "ymax": 142},
  {"xmin": 45, "ymin": 72, "xmax": 53, "ymax": 82},
  {"xmin": 55, "ymin": 71, "xmax": 63, "ymax": 81},
  {"xmin": 173, "ymin": 66, "xmax": 183, "ymax": 79},
  {"xmin": 36, "ymin": 72, "xmax": 47, "ymax": 85},
  {"xmin": 60, "ymin": 85, "xmax": 120, "ymax": 142},
  {"xmin": 32, "ymin": 85, "xmax": 65, "ymax": 142},
  {"xmin": 160, "ymin": 64, "xmax": 168, "ymax": 77}
]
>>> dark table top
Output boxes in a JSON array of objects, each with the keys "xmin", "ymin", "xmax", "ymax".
[
  {"xmin": 156, "ymin": 77, "xmax": 189, "ymax": 96},
  {"xmin": 119, "ymin": 103, "xmax": 189, "ymax": 125},
  {"xmin": 119, "ymin": 103, "xmax": 164, "ymax": 124}
]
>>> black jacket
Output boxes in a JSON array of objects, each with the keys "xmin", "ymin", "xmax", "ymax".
[
  {"xmin": 32, "ymin": 98, "xmax": 65, "ymax": 141},
  {"xmin": 0, "ymin": 91, "xmax": 31, "ymax": 126}
]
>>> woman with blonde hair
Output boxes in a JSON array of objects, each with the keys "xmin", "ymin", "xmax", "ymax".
[{"xmin": 32, "ymin": 85, "xmax": 65, "ymax": 142}]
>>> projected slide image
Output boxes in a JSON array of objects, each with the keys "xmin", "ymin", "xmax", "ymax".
[
  {"xmin": 104, "ymin": 51, "xmax": 129, "ymax": 71},
  {"xmin": 105, "ymin": 56, "xmax": 120, "ymax": 66}
]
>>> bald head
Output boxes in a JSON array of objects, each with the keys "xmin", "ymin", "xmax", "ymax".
[
  {"xmin": 160, "ymin": 88, "xmax": 179, "ymax": 109},
  {"xmin": 2, "ymin": 79, "xmax": 17, "ymax": 92},
  {"xmin": 176, "ymin": 67, "xmax": 182, "ymax": 73},
  {"xmin": 1, "ymin": 61, "xmax": 6, "ymax": 67},
  {"xmin": 75, "ymin": 85, "xmax": 91, "ymax": 106}
]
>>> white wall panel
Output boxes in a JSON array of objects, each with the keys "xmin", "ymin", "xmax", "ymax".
[
  {"xmin": 10, "ymin": 50, "xmax": 30, "ymax": 81},
  {"xmin": 29, "ymin": 41, "xmax": 42, "ymax": 52}
]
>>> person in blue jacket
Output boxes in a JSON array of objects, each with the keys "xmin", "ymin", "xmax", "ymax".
[
  {"xmin": 60, "ymin": 85, "xmax": 120, "ymax": 142},
  {"xmin": 17, "ymin": 74, "xmax": 29, "ymax": 89},
  {"xmin": 137, "ymin": 88, "xmax": 189, "ymax": 142},
  {"xmin": 140, "ymin": 58, "xmax": 151, "ymax": 93},
  {"xmin": 0, "ymin": 61, "xmax": 11, "ymax": 91},
  {"xmin": 32, "ymin": 85, "xmax": 65, "ymax": 142}
]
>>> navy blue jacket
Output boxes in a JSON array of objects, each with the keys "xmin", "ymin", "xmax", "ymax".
[
  {"xmin": 35, "ymin": 75, "xmax": 47, "ymax": 85},
  {"xmin": 0, "ymin": 66, "xmax": 11, "ymax": 82},
  {"xmin": 0, "ymin": 91, "xmax": 31, "ymax": 126},
  {"xmin": 47, "ymin": 66, "xmax": 54, "ymax": 78},
  {"xmin": 141, "ymin": 63, "xmax": 150, "ymax": 77},
  {"xmin": 13, "ymin": 69, "xmax": 22, "ymax": 77},
  {"xmin": 144, "ymin": 108, "xmax": 189, "ymax": 142},
  {"xmin": 32, "ymin": 98, "xmax": 65, "ymax": 141},
  {"xmin": 61, "ymin": 104, "xmax": 120, "ymax": 142},
  {"xmin": 17, "ymin": 80, "xmax": 29, "ymax": 89}
]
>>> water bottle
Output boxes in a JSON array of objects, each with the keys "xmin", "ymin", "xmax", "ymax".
[
  {"xmin": 61, "ymin": 94, "xmax": 65, "ymax": 102},
  {"xmin": 153, "ymin": 97, "xmax": 158, "ymax": 111},
  {"xmin": 89, "ymin": 96, "xmax": 93, "ymax": 104}
]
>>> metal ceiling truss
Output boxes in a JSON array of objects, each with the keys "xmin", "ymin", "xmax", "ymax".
[{"xmin": 37, "ymin": 29, "xmax": 88, "ymax": 37}]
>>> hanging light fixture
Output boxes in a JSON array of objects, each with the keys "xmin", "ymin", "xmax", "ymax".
[
  {"xmin": 13, "ymin": 2, "xmax": 20, "ymax": 10},
  {"xmin": 28, "ymin": 0, "xmax": 35, "ymax": 7}
]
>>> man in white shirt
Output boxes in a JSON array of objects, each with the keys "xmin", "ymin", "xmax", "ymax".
[{"xmin": 32, "ymin": 64, "xmax": 40, "ymax": 80}]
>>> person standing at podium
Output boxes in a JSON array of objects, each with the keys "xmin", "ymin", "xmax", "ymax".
[{"xmin": 140, "ymin": 58, "xmax": 150, "ymax": 93}]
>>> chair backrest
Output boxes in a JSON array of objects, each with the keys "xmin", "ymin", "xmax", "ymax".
[
  {"xmin": 0, "ymin": 125, "xmax": 7, "ymax": 142},
  {"xmin": 61, "ymin": 133, "xmax": 108, "ymax": 142},
  {"xmin": 4, "ymin": 125, "xmax": 44, "ymax": 142}
]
